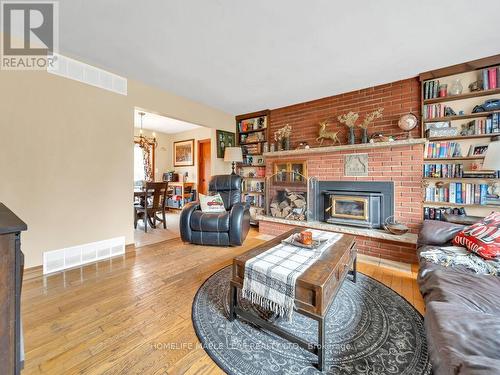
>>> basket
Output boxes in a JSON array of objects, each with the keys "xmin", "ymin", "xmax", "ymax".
[{"xmin": 383, "ymin": 216, "xmax": 409, "ymax": 235}]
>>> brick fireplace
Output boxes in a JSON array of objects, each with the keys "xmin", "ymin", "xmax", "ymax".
[
  {"xmin": 257, "ymin": 76, "xmax": 423, "ymax": 264},
  {"xmin": 259, "ymin": 141, "xmax": 424, "ymax": 263}
]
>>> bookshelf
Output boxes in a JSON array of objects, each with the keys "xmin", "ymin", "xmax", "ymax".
[
  {"xmin": 419, "ymin": 54, "xmax": 500, "ymax": 220},
  {"xmin": 236, "ymin": 110, "xmax": 270, "ymax": 225}
]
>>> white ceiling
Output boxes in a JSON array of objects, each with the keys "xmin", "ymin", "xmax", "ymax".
[
  {"xmin": 134, "ymin": 110, "xmax": 202, "ymax": 134},
  {"xmin": 59, "ymin": 1, "xmax": 500, "ymax": 114}
]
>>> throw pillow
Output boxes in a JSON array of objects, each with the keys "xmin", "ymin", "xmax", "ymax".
[
  {"xmin": 199, "ymin": 193, "xmax": 226, "ymax": 213},
  {"xmin": 453, "ymin": 212, "xmax": 500, "ymax": 260}
]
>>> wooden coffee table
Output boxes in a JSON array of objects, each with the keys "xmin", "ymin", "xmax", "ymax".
[{"xmin": 229, "ymin": 228, "xmax": 357, "ymax": 371}]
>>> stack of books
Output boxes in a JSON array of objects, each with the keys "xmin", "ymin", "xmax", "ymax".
[
  {"xmin": 423, "ymin": 164, "xmax": 463, "ymax": 178},
  {"xmin": 245, "ymin": 194, "xmax": 265, "ymax": 208},
  {"xmin": 485, "ymin": 195, "xmax": 500, "ymax": 206},
  {"xmin": 462, "ymin": 170, "xmax": 499, "ymax": 179},
  {"xmin": 425, "ymin": 183, "xmax": 489, "ymax": 205},
  {"xmin": 424, "ymin": 207, "xmax": 467, "ymax": 221},
  {"xmin": 424, "ymin": 142, "xmax": 462, "ymax": 158},
  {"xmin": 423, "ymin": 104, "xmax": 446, "ymax": 119},
  {"xmin": 463, "ymin": 113, "xmax": 500, "ymax": 135},
  {"xmin": 482, "ymin": 67, "xmax": 500, "ymax": 90},
  {"xmin": 423, "ymin": 80, "xmax": 440, "ymax": 99}
]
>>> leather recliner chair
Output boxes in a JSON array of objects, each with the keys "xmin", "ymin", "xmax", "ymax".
[{"xmin": 180, "ymin": 175, "xmax": 251, "ymax": 246}]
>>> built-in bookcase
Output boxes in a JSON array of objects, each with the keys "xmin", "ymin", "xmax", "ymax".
[
  {"xmin": 419, "ymin": 55, "xmax": 500, "ymax": 220},
  {"xmin": 235, "ymin": 110, "xmax": 270, "ymax": 225}
]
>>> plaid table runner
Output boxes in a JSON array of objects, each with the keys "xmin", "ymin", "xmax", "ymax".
[{"xmin": 242, "ymin": 230, "xmax": 343, "ymax": 321}]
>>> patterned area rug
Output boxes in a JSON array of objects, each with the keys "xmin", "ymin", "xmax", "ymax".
[{"xmin": 192, "ymin": 266, "xmax": 432, "ymax": 374}]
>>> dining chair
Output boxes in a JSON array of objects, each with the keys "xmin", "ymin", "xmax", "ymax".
[{"xmin": 134, "ymin": 182, "xmax": 169, "ymax": 232}]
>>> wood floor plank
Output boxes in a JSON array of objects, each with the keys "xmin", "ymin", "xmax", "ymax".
[{"xmin": 21, "ymin": 229, "xmax": 425, "ymax": 374}]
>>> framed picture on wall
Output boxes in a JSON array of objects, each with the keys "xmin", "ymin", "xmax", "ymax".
[
  {"xmin": 174, "ymin": 139, "xmax": 195, "ymax": 166},
  {"xmin": 216, "ymin": 130, "xmax": 236, "ymax": 158}
]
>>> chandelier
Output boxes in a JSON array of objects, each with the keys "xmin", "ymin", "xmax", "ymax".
[{"xmin": 135, "ymin": 112, "xmax": 157, "ymax": 148}]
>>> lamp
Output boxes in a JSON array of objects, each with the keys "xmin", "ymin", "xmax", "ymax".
[
  {"xmin": 482, "ymin": 138, "xmax": 500, "ymax": 171},
  {"xmin": 224, "ymin": 147, "xmax": 243, "ymax": 175}
]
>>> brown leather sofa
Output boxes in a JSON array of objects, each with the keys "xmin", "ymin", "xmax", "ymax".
[{"xmin": 417, "ymin": 220, "xmax": 500, "ymax": 375}]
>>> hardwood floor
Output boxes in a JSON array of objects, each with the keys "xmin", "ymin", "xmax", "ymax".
[
  {"xmin": 21, "ymin": 229, "xmax": 424, "ymax": 375},
  {"xmin": 134, "ymin": 211, "xmax": 181, "ymax": 247}
]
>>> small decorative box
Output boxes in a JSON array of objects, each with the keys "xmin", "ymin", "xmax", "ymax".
[{"xmin": 426, "ymin": 128, "xmax": 458, "ymax": 138}]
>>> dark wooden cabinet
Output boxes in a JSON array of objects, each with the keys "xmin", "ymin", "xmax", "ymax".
[{"xmin": 0, "ymin": 204, "xmax": 26, "ymax": 375}]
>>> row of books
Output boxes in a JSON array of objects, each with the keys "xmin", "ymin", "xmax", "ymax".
[
  {"xmin": 424, "ymin": 206, "xmax": 466, "ymax": 221},
  {"xmin": 462, "ymin": 170, "xmax": 500, "ymax": 178},
  {"xmin": 424, "ymin": 183, "xmax": 489, "ymax": 205},
  {"xmin": 423, "ymin": 163, "xmax": 463, "ymax": 178},
  {"xmin": 423, "ymin": 80, "xmax": 441, "ymax": 100},
  {"xmin": 423, "ymin": 104, "xmax": 447, "ymax": 119},
  {"xmin": 463, "ymin": 113, "xmax": 500, "ymax": 135},
  {"xmin": 238, "ymin": 116, "xmax": 267, "ymax": 132},
  {"xmin": 245, "ymin": 194, "xmax": 265, "ymax": 208},
  {"xmin": 241, "ymin": 143, "xmax": 262, "ymax": 155},
  {"xmin": 482, "ymin": 67, "xmax": 500, "ymax": 90},
  {"xmin": 241, "ymin": 180, "xmax": 265, "ymax": 192},
  {"xmin": 424, "ymin": 142, "xmax": 462, "ymax": 158},
  {"xmin": 486, "ymin": 196, "xmax": 500, "ymax": 206}
]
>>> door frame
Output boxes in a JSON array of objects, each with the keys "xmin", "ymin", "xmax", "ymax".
[{"xmin": 197, "ymin": 139, "xmax": 211, "ymax": 195}]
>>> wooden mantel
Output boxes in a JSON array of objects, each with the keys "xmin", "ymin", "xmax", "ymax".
[{"xmin": 263, "ymin": 138, "xmax": 426, "ymax": 158}]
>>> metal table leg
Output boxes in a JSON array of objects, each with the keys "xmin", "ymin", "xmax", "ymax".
[
  {"xmin": 229, "ymin": 283, "xmax": 237, "ymax": 321},
  {"xmin": 318, "ymin": 316, "xmax": 326, "ymax": 371},
  {"xmin": 352, "ymin": 256, "xmax": 357, "ymax": 283}
]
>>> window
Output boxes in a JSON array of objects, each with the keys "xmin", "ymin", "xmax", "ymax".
[{"xmin": 134, "ymin": 144, "xmax": 145, "ymax": 183}]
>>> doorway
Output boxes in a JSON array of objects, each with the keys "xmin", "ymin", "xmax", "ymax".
[{"xmin": 198, "ymin": 139, "xmax": 211, "ymax": 195}]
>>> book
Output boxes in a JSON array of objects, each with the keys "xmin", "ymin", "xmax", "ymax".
[
  {"xmin": 489, "ymin": 68, "xmax": 497, "ymax": 89},
  {"xmin": 479, "ymin": 184, "xmax": 486, "ymax": 205},
  {"xmin": 449, "ymin": 183, "xmax": 456, "ymax": 203},
  {"xmin": 456, "ymin": 183, "xmax": 462, "ymax": 204},
  {"xmin": 483, "ymin": 69, "xmax": 489, "ymax": 90}
]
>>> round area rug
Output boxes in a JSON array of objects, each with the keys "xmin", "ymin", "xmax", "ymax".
[{"xmin": 192, "ymin": 266, "xmax": 432, "ymax": 374}]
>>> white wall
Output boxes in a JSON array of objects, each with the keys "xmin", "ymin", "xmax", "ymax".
[
  {"xmin": 168, "ymin": 127, "xmax": 233, "ymax": 184},
  {"xmin": 0, "ymin": 68, "xmax": 234, "ymax": 268}
]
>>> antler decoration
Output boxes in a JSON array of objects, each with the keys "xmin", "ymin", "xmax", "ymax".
[
  {"xmin": 359, "ymin": 108, "xmax": 384, "ymax": 129},
  {"xmin": 274, "ymin": 124, "xmax": 292, "ymax": 142},
  {"xmin": 337, "ymin": 112, "xmax": 359, "ymax": 128}
]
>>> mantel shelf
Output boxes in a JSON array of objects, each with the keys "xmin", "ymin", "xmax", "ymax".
[
  {"xmin": 263, "ymin": 138, "xmax": 427, "ymax": 157},
  {"xmin": 256, "ymin": 215, "xmax": 418, "ymax": 244}
]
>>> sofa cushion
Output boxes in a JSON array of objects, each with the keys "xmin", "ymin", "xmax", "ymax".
[
  {"xmin": 453, "ymin": 212, "xmax": 500, "ymax": 260},
  {"xmin": 190, "ymin": 211, "xmax": 230, "ymax": 232},
  {"xmin": 418, "ymin": 266, "xmax": 500, "ymax": 314},
  {"xmin": 425, "ymin": 301, "xmax": 500, "ymax": 375},
  {"xmin": 418, "ymin": 220, "xmax": 465, "ymax": 247}
]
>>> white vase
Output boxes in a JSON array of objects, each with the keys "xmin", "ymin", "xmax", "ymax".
[{"xmin": 449, "ymin": 79, "xmax": 463, "ymax": 95}]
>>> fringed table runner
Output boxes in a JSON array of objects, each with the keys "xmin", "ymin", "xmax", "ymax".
[{"xmin": 242, "ymin": 230, "xmax": 343, "ymax": 320}]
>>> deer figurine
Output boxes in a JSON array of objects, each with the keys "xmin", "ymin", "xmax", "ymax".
[{"xmin": 316, "ymin": 120, "xmax": 341, "ymax": 146}]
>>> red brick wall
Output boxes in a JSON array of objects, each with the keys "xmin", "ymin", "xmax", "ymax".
[
  {"xmin": 258, "ymin": 77, "xmax": 424, "ymax": 263},
  {"xmin": 262, "ymin": 143, "xmax": 424, "ymax": 264},
  {"xmin": 266, "ymin": 144, "xmax": 424, "ymax": 232},
  {"xmin": 269, "ymin": 78, "xmax": 421, "ymax": 147}
]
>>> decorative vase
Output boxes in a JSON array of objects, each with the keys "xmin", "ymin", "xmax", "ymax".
[
  {"xmin": 361, "ymin": 128, "xmax": 368, "ymax": 143},
  {"xmin": 449, "ymin": 79, "xmax": 463, "ymax": 95},
  {"xmin": 282, "ymin": 137, "xmax": 290, "ymax": 150},
  {"xmin": 277, "ymin": 140, "xmax": 283, "ymax": 151},
  {"xmin": 348, "ymin": 127, "xmax": 356, "ymax": 145}
]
